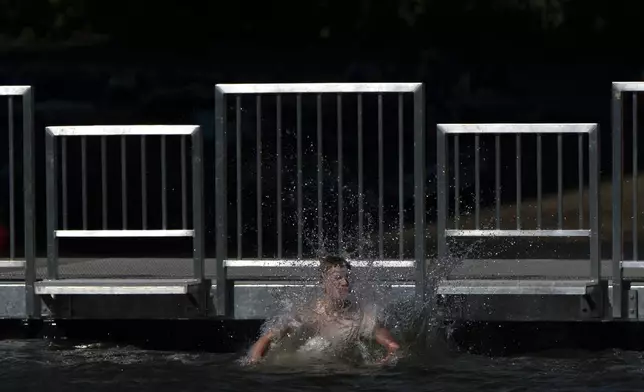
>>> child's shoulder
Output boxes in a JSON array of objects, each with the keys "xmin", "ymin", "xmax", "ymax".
[{"xmin": 312, "ymin": 299, "xmax": 326, "ymax": 314}]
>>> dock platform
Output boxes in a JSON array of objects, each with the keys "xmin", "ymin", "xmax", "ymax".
[
  {"xmin": 0, "ymin": 257, "xmax": 640, "ymax": 322},
  {"xmin": 1, "ymin": 82, "xmax": 643, "ymax": 347}
]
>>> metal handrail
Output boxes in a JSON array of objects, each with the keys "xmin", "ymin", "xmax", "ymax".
[
  {"xmin": 611, "ymin": 82, "xmax": 644, "ymax": 319},
  {"xmin": 0, "ymin": 86, "xmax": 36, "ymax": 319},
  {"xmin": 214, "ymin": 82, "xmax": 426, "ymax": 317},
  {"xmin": 436, "ymin": 123, "xmax": 601, "ymax": 281},
  {"xmin": 44, "ymin": 125, "xmax": 205, "ymax": 281}
]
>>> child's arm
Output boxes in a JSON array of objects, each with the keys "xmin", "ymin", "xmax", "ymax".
[
  {"xmin": 374, "ymin": 325, "xmax": 400, "ymax": 363},
  {"xmin": 247, "ymin": 311, "xmax": 306, "ymax": 363},
  {"xmin": 247, "ymin": 329, "xmax": 281, "ymax": 363}
]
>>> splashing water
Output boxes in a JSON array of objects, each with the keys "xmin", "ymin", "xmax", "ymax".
[
  {"xmin": 241, "ymin": 197, "xmax": 491, "ymax": 369},
  {"xmin": 229, "ymin": 121, "xmax": 498, "ymax": 368}
]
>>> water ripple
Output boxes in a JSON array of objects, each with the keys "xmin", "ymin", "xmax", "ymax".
[{"xmin": 1, "ymin": 340, "xmax": 644, "ymax": 391}]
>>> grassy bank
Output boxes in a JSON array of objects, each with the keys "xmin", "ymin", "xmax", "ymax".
[
  {"xmin": 380, "ymin": 174, "xmax": 644, "ymax": 258},
  {"xmin": 442, "ymin": 173, "xmax": 644, "ymax": 241}
]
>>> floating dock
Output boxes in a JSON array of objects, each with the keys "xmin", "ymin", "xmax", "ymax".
[
  {"xmin": 0, "ymin": 257, "xmax": 641, "ymax": 322},
  {"xmin": 0, "ymin": 82, "xmax": 643, "ymax": 331}
]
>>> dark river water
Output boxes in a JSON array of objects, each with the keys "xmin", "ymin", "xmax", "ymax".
[{"xmin": 1, "ymin": 339, "xmax": 643, "ymax": 391}]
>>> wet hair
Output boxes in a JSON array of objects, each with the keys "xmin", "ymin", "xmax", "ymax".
[{"xmin": 319, "ymin": 255, "xmax": 351, "ymax": 275}]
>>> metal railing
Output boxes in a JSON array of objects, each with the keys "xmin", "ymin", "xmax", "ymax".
[
  {"xmin": 611, "ymin": 82, "xmax": 643, "ymax": 318},
  {"xmin": 0, "ymin": 86, "xmax": 37, "ymax": 318},
  {"xmin": 436, "ymin": 124, "xmax": 601, "ymax": 280},
  {"xmin": 214, "ymin": 83, "xmax": 426, "ymax": 316},
  {"xmin": 45, "ymin": 125, "xmax": 205, "ymax": 280}
]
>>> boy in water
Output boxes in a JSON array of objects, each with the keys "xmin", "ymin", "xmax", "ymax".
[{"xmin": 247, "ymin": 255, "xmax": 400, "ymax": 364}]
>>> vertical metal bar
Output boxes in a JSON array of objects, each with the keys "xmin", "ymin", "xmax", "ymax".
[
  {"xmin": 161, "ymin": 135, "xmax": 167, "ymax": 229},
  {"xmin": 537, "ymin": 134, "xmax": 543, "ymax": 229},
  {"xmin": 214, "ymin": 86, "xmax": 229, "ymax": 317},
  {"xmin": 317, "ymin": 94, "xmax": 324, "ymax": 252},
  {"xmin": 22, "ymin": 89, "xmax": 38, "ymax": 318},
  {"xmin": 495, "ymin": 134, "xmax": 501, "ymax": 229},
  {"xmin": 121, "ymin": 136, "xmax": 128, "ymax": 229},
  {"xmin": 437, "ymin": 125, "xmax": 448, "ymax": 265},
  {"xmin": 337, "ymin": 94, "xmax": 344, "ymax": 249},
  {"xmin": 296, "ymin": 94, "xmax": 303, "ymax": 259},
  {"xmin": 7, "ymin": 97, "xmax": 14, "ymax": 259},
  {"xmin": 45, "ymin": 130, "xmax": 59, "ymax": 279},
  {"xmin": 413, "ymin": 86, "xmax": 426, "ymax": 302},
  {"xmin": 454, "ymin": 135, "xmax": 460, "ymax": 229},
  {"xmin": 357, "ymin": 94, "xmax": 364, "ymax": 257},
  {"xmin": 257, "ymin": 95, "xmax": 263, "ymax": 258},
  {"xmin": 557, "ymin": 134, "xmax": 563, "ymax": 229},
  {"xmin": 81, "ymin": 136, "xmax": 88, "ymax": 230},
  {"xmin": 633, "ymin": 94, "xmax": 639, "ymax": 262},
  {"xmin": 181, "ymin": 136, "xmax": 188, "ymax": 229},
  {"xmin": 578, "ymin": 133, "xmax": 584, "ymax": 229},
  {"xmin": 276, "ymin": 95, "xmax": 283, "ymax": 259},
  {"xmin": 61, "ymin": 138, "xmax": 68, "ymax": 230},
  {"xmin": 191, "ymin": 127, "xmax": 205, "ymax": 280},
  {"xmin": 378, "ymin": 94, "xmax": 384, "ymax": 259},
  {"xmin": 516, "ymin": 134, "xmax": 522, "ymax": 229},
  {"xmin": 588, "ymin": 125, "xmax": 601, "ymax": 283},
  {"xmin": 612, "ymin": 86, "xmax": 624, "ymax": 318},
  {"xmin": 474, "ymin": 135, "xmax": 480, "ymax": 229},
  {"xmin": 398, "ymin": 94, "xmax": 404, "ymax": 260},
  {"xmin": 236, "ymin": 96, "xmax": 242, "ymax": 259},
  {"xmin": 140, "ymin": 136, "xmax": 147, "ymax": 230},
  {"xmin": 101, "ymin": 136, "xmax": 107, "ymax": 229}
]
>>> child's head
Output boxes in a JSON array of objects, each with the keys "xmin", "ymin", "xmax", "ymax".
[{"xmin": 320, "ymin": 256, "xmax": 351, "ymax": 301}]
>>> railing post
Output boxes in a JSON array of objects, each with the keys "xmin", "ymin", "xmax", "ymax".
[
  {"xmin": 214, "ymin": 86, "xmax": 230, "ymax": 317},
  {"xmin": 436, "ymin": 126, "xmax": 448, "ymax": 264},
  {"xmin": 191, "ymin": 127, "xmax": 205, "ymax": 281},
  {"xmin": 413, "ymin": 84, "xmax": 426, "ymax": 303},
  {"xmin": 22, "ymin": 87, "xmax": 39, "ymax": 318},
  {"xmin": 588, "ymin": 124, "xmax": 601, "ymax": 284},
  {"xmin": 611, "ymin": 82, "xmax": 629, "ymax": 319},
  {"xmin": 45, "ymin": 128, "xmax": 59, "ymax": 280}
]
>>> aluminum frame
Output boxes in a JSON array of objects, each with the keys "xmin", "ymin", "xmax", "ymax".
[
  {"xmin": 215, "ymin": 82, "xmax": 426, "ymax": 317},
  {"xmin": 35, "ymin": 278, "xmax": 203, "ymax": 295},
  {"xmin": 45, "ymin": 125, "xmax": 205, "ymax": 281},
  {"xmin": 223, "ymin": 259, "xmax": 415, "ymax": 268},
  {"xmin": 436, "ymin": 123, "xmax": 601, "ymax": 281},
  {"xmin": 611, "ymin": 82, "xmax": 644, "ymax": 319},
  {"xmin": 0, "ymin": 86, "xmax": 37, "ymax": 319}
]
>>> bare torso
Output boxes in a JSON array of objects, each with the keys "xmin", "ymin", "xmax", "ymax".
[{"xmin": 271, "ymin": 298, "xmax": 378, "ymax": 360}]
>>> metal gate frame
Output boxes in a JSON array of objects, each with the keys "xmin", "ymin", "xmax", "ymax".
[
  {"xmin": 214, "ymin": 83, "xmax": 426, "ymax": 317},
  {"xmin": 611, "ymin": 82, "xmax": 644, "ymax": 319},
  {"xmin": 44, "ymin": 125, "xmax": 205, "ymax": 281},
  {"xmin": 436, "ymin": 123, "xmax": 601, "ymax": 283},
  {"xmin": 0, "ymin": 86, "xmax": 37, "ymax": 318}
]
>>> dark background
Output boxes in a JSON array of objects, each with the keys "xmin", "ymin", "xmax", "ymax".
[{"xmin": 0, "ymin": 0, "xmax": 642, "ymax": 260}]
